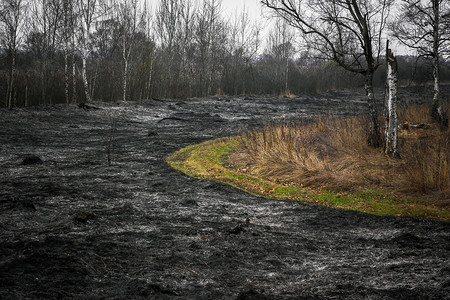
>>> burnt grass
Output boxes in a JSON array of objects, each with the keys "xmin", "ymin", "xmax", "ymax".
[{"xmin": 1, "ymin": 87, "xmax": 449, "ymax": 299}]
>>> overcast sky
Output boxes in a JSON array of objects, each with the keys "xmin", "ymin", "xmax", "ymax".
[
  {"xmin": 221, "ymin": 0, "xmax": 264, "ymax": 20},
  {"xmin": 150, "ymin": 0, "xmax": 413, "ymax": 55}
]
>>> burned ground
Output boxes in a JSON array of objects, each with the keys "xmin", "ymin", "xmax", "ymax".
[{"xmin": 1, "ymin": 88, "xmax": 449, "ymax": 299}]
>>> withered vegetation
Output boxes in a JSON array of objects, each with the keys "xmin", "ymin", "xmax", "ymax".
[{"xmin": 231, "ymin": 105, "xmax": 449, "ymax": 208}]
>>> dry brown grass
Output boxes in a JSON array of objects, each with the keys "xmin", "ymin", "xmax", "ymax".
[{"xmin": 231, "ymin": 105, "xmax": 450, "ymax": 208}]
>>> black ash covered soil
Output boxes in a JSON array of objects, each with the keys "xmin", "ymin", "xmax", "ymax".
[{"xmin": 1, "ymin": 88, "xmax": 449, "ymax": 299}]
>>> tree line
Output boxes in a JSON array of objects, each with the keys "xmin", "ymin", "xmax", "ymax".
[{"xmin": 0, "ymin": 0, "xmax": 449, "ymax": 111}]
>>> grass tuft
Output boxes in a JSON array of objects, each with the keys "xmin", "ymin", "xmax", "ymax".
[{"xmin": 167, "ymin": 105, "xmax": 450, "ymax": 221}]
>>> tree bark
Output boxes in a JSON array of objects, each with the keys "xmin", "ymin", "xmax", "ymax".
[
  {"xmin": 123, "ymin": 59, "xmax": 128, "ymax": 101},
  {"xmin": 65, "ymin": 46, "xmax": 69, "ymax": 104},
  {"xmin": 82, "ymin": 53, "xmax": 91, "ymax": 103},
  {"xmin": 431, "ymin": 0, "xmax": 448, "ymax": 128},
  {"xmin": 72, "ymin": 49, "xmax": 77, "ymax": 104},
  {"xmin": 81, "ymin": 15, "xmax": 91, "ymax": 103},
  {"xmin": 364, "ymin": 72, "xmax": 382, "ymax": 148},
  {"xmin": 385, "ymin": 43, "xmax": 399, "ymax": 158},
  {"xmin": 8, "ymin": 48, "xmax": 16, "ymax": 110}
]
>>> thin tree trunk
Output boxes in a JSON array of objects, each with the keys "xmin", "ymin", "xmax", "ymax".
[
  {"xmin": 72, "ymin": 28, "xmax": 77, "ymax": 104},
  {"xmin": 365, "ymin": 72, "xmax": 382, "ymax": 148},
  {"xmin": 64, "ymin": 1, "xmax": 70, "ymax": 105},
  {"xmin": 123, "ymin": 60, "xmax": 128, "ymax": 101},
  {"xmin": 385, "ymin": 43, "xmax": 399, "ymax": 158},
  {"xmin": 72, "ymin": 53, "xmax": 77, "ymax": 103},
  {"xmin": 81, "ymin": 9, "xmax": 91, "ymax": 104},
  {"xmin": 82, "ymin": 54, "xmax": 90, "ymax": 103},
  {"xmin": 90, "ymin": 61, "xmax": 98, "ymax": 100},
  {"xmin": 431, "ymin": 0, "xmax": 448, "ymax": 128},
  {"xmin": 285, "ymin": 55, "xmax": 289, "ymax": 94},
  {"xmin": 65, "ymin": 47, "xmax": 69, "ymax": 104},
  {"xmin": 8, "ymin": 48, "xmax": 16, "ymax": 110},
  {"xmin": 146, "ymin": 51, "xmax": 154, "ymax": 99}
]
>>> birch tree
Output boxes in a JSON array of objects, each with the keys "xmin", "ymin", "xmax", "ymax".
[
  {"xmin": 392, "ymin": 0, "xmax": 449, "ymax": 128},
  {"xmin": 385, "ymin": 41, "xmax": 399, "ymax": 158},
  {"xmin": 195, "ymin": 0, "xmax": 224, "ymax": 96},
  {"xmin": 0, "ymin": 0, "xmax": 26, "ymax": 109},
  {"xmin": 116, "ymin": 0, "xmax": 142, "ymax": 101},
  {"xmin": 77, "ymin": 0, "xmax": 100, "ymax": 103},
  {"xmin": 267, "ymin": 19, "xmax": 295, "ymax": 94},
  {"xmin": 142, "ymin": 1, "xmax": 155, "ymax": 99},
  {"xmin": 62, "ymin": 0, "xmax": 75, "ymax": 104},
  {"xmin": 175, "ymin": 0, "xmax": 195, "ymax": 96},
  {"xmin": 261, "ymin": 0, "xmax": 393, "ymax": 147},
  {"xmin": 29, "ymin": 0, "xmax": 65, "ymax": 105},
  {"xmin": 156, "ymin": 0, "xmax": 182, "ymax": 97},
  {"xmin": 228, "ymin": 6, "xmax": 261, "ymax": 95}
]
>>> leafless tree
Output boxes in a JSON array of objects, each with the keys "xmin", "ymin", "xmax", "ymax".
[
  {"xmin": 261, "ymin": 0, "xmax": 393, "ymax": 147},
  {"xmin": 28, "ymin": 0, "xmax": 65, "ymax": 105},
  {"xmin": 115, "ymin": 0, "xmax": 143, "ymax": 101},
  {"xmin": 228, "ymin": 6, "xmax": 262, "ymax": 95},
  {"xmin": 142, "ymin": 1, "xmax": 155, "ymax": 99},
  {"xmin": 156, "ymin": 0, "xmax": 182, "ymax": 97},
  {"xmin": 385, "ymin": 41, "xmax": 399, "ymax": 158},
  {"xmin": 267, "ymin": 19, "xmax": 295, "ymax": 94},
  {"xmin": 195, "ymin": 0, "xmax": 225, "ymax": 96},
  {"xmin": 0, "ymin": 0, "xmax": 26, "ymax": 109},
  {"xmin": 61, "ymin": 0, "xmax": 75, "ymax": 104},
  {"xmin": 392, "ymin": 0, "xmax": 449, "ymax": 127},
  {"xmin": 77, "ymin": 0, "xmax": 102, "ymax": 103}
]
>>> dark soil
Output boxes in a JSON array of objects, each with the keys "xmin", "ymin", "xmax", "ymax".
[{"xmin": 1, "ymin": 87, "xmax": 449, "ymax": 299}]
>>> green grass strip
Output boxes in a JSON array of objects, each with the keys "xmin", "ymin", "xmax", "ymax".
[{"xmin": 166, "ymin": 137, "xmax": 450, "ymax": 222}]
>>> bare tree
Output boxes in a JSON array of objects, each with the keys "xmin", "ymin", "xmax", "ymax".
[
  {"xmin": 142, "ymin": 1, "xmax": 155, "ymax": 99},
  {"xmin": 385, "ymin": 41, "xmax": 399, "ymax": 158},
  {"xmin": 62, "ymin": 0, "xmax": 75, "ymax": 104},
  {"xmin": 195, "ymin": 0, "xmax": 225, "ymax": 96},
  {"xmin": 116, "ymin": 0, "xmax": 143, "ymax": 101},
  {"xmin": 156, "ymin": 0, "xmax": 182, "ymax": 97},
  {"xmin": 228, "ymin": 6, "xmax": 262, "ymax": 95},
  {"xmin": 267, "ymin": 19, "xmax": 295, "ymax": 94},
  {"xmin": 392, "ymin": 0, "xmax": 449, "ymax": 127},
  {"xmin": 0, "ymin": 0, "xmax": 26, "ymax": 109},
  {"xmin": 29, "ymin": 0, "xmax": 65, "ymax": 105},
  {"xmin": 77, "ymin": 0, "xmax": 101, "ymax": 103},
  {"xmin": 261, "ymin": 0, "xmax": 393, "ymax": 147}
]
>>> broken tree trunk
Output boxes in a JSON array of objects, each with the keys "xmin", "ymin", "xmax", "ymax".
[{"xmin": 385, "ymin": 41, "xmax": 400, "ymax": 158}]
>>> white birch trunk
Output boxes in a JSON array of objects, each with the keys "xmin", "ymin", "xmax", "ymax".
[
  {"xmin": 64, "ymin": 45, "xmax": 69, "ymax": 104},
  {"xmin": 72, "ymin": 26, "xmax": 77, "ymax": 104},
  {"xmin": 72, "ymin": 51, "xmax": 76, "ymax": 103},
  {"xmin": 81, "ymin": 19, "xmax": 91, "ymax": 103},
  {"xmin": 123, "ymin": 59, "xmax": 128, "ymax": 101},
  {"xmin": 285, "ymin": 55, "xmax": 289, "ymax": 94},
  {"xmin": 431, "ymin": 0, "xmax": 448, "ymax": 127},
  {"xmin": 385, "ymin": 43, "xmax": 399, "ymax": 158}
]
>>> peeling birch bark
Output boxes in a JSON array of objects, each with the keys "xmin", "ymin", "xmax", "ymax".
[
  {"xmin": 430, "ymin": 0, "xmax": 448, "ymax": 128},
  {"xmin": 385, "ymin": 43, "xmax": 399, "ymax": 158}
]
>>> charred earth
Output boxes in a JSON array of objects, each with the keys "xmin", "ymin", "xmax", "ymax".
[{"xmin": 1, "ymin": 87, "xmax": 449, "ymax": 299}]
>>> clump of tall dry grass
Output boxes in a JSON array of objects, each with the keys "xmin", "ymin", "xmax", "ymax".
[{"xmin": 231, "ymin": 105, "xmax": 449, "ymax": 206}]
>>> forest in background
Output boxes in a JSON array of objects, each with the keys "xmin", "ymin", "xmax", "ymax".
[{"xmin": 1, "ymin": 0, "xmax": 450, "ymax": 108}]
